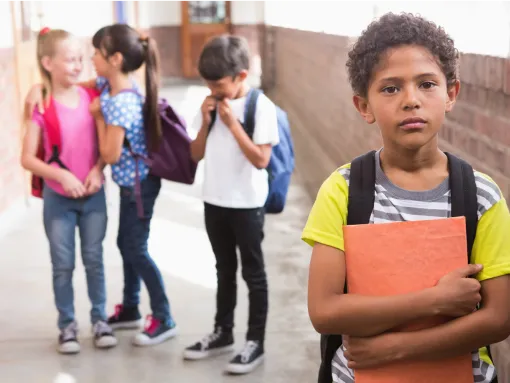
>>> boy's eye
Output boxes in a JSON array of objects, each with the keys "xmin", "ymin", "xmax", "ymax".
[
  {"xmin": 382, "ymin": 86, "xmax": 398, "ymax": 94},
  {"xmin": 420, "ymin": 81, "xmax": 436, "ymax": 89}
]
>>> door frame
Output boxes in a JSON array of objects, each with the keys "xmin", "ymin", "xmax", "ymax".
[{"xmin": 180, "ymin": 1, "xmax": 232, "ymax": 79}]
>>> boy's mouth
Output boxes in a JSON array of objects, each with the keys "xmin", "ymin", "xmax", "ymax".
[{"xmin": 399, "ymin": 117, "xmax": 427, "ymax": 130}]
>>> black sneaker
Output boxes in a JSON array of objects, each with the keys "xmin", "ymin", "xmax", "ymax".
[
  {"xmin": 225, "ymin": 340, "xmax": 264, "ymax": 374},
  {"xmin": 183, "ymin": 326, "xmax": 235, "ymax": 360},
  {"xmin": 107, "ymin": 304, "xmax": 142, "ymax": 330},
  {"xmin": 132, "ymin": 315, "xmax": 178, "ymax": 346},
  {"xmin": 58, "ymin": 321, "xmax": 80, "ymax": 354}
]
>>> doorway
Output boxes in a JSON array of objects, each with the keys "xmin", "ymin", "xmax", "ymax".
[{"xmin": 181, "ymin": 1, "xmax": 232, "ymax": 79}]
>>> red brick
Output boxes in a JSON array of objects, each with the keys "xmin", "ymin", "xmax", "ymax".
[
  {"xmin": 459, "ymin": 53, "xmax": 474, "ymax": 85},
  {"xmin": 493, "ymin": 118, "xmax": 510, "ymax": 147},
  {"xmin": 504, "ymin": 59, "xmax": 510, "ymax": 95},
  {"xmin": 486, "ymin": 56, "xmax": 504, "ymax": 92},
  {"xmin": 474, "ymin": 112, "xmax": 492, "ymax": 137},
  {"xmin": 473, "ymin": 55, "xmax": 487, "ymax": 88}
]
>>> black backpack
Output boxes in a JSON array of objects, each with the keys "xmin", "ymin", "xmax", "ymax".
[{"xmin": 317, "ymin": 150, "xmax": 484, "ymax": 383}]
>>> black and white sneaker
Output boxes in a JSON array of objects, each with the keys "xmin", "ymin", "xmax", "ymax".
[
  {"xmin": 183, "ymin": 327, "xmax": 235, "ymax": 360},
  {"xmin": 58, "ymin": 321, "xmax": 80, "ymax": 354},
  {"xmin": 132, "ymin": 315, "xmax": 178, "ymax": 346},
  {"xmin": 93, "ymin": 320, "xmax": 118, "ymax": 349},
  {"xmin": 107, "ymin": 304, "xmax": 143, "ymax": 330},
  {"xmin": 225, "ymin": 340, "xmax": 264, "ymax": 374}
]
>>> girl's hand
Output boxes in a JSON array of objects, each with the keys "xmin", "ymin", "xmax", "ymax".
[
  {"xmin": 84, "ymin": 165, "xmax": 103, "ymax": 195},
  {"xmin": 89, "ymin": 98, "xmax": 103, "ymax": 119},
  {"xmin": 58, "ymin": 169, "xmax": 86, "ymax": 199}
]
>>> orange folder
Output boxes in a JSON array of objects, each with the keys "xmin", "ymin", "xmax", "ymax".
[{"xmin": 343, "ymin": 217, "xmax": 474, "ymax": 383}]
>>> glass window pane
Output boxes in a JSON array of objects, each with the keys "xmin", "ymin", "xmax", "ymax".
[{"xmin": 188, "ymin": 1, "xmax": 226, "ymax": 24}]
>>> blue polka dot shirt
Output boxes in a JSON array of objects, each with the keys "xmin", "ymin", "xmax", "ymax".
[{"xmin": 97, "ymin": 77, "xmax": 149, "ymax": 187}]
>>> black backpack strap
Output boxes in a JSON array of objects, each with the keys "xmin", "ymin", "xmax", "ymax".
[
  {"xmin": 445, "ymin": 152, "xmax": 478, "ymax": 259},
  {"xmin": 318, "ymin": 151, "xmax": 377, "ymax": 383},
  {"xmin": 347, "ymin": 150, "xmax": 377, "ymax": 225},
  {"xmin": 243, "ymin": 89, "xmax": 261, "ymax": 139}
]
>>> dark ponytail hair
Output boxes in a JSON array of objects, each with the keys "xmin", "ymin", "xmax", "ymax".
[{"xmin": 92, "ymin": 24, "xmax": 162, "ymax": 151}]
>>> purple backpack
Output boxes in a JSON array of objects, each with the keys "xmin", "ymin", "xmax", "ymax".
[{"xmin": 121, "ymin": 90, "xmax": 198, "ymax": 218}]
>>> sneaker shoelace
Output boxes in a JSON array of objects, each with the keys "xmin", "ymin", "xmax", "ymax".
[
  {"xmin": 200, "ymin": 328, "xmax": 222, "ymax": 348},
  {"xmin": 93, "ymin": 321, "xmax": 113, "ymax": 336},
  {"xmin": 144, "ymin": 315, "xmax": 160, "ymax": 335},
  {"xmin": 239, "ymin": 340, "xmax": 259, "ymax": 363},
  {"xmin": 62, "ymin": 322, "xmax": 78, "ymax": 342}
]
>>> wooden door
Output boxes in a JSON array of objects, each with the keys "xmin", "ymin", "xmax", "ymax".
[{"xmin": 181, "ymin": 1, "xmax": 231, "ymax": 79}]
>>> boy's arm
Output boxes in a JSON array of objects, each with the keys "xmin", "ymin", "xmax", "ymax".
[
  {"xmin": 308, "ymin": 243, "xmax": 483, "ymax": 337},
  {"xmin": 229, "ymin": 120, "xmax": 271, "ymax": 169},
  {"xmin": 190, "ymin": 121, "xmax": 208, "ymax": 163},
  {"xmin": 388, "ymin": 276, "xmax": 510, "ymax": 362}
]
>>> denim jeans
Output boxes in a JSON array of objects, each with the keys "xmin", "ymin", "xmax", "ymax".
[
  {"xmin": 43, "ymin": 186, "xmax": 108, "ymax": 330},
  {"xmin": 117, "ymin": 174, "xmax": 174, "ymax": 326}
]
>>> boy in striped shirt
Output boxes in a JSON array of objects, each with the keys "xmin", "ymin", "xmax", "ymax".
[{"xmin": 303, "ymin": 12, "xmax": 510, "ymax": 383}]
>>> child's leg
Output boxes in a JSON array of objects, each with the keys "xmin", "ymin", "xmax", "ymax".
[
  {"xmin": 117, "ymin": 202, "xmax": 141, "ymax": 309},
  {"xmin": 232, "ymin": 207, "xmax": 267, "ymax": 344},
  {"xmin": 77, "ymin": 187, "xmax": 108, "ymax": 325},
  {"xmin": 118, "ymin": 175, "xmax": 173, "ymax": 326},
  {"xmin": 204, "ymin": 203, "xmax": 238, "ymax": 333},
  {"xmin": 43, "ymin": 187, "xmax": 78, "ymax": 330}
]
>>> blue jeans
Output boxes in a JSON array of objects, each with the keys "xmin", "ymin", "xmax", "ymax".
[
  {"xmin": 117, "ymin": 175, "xmax": 174, "ymax": 326},
  {"xmin": 43, "ymin": 186, "xmax": 108, "ymax": 330}
]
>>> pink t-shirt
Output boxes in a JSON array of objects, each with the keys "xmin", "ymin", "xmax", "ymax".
[{"xmin": 32, "ymin": 86, "xmax": 100, "ymax": 196}]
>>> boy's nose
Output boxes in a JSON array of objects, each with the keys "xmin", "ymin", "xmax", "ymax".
[{"xmin": 402, "ymin": 89, "xmax": 420, "ymax": 110}]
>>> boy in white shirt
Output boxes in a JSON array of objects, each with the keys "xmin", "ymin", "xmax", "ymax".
[{"xmin": 185, "ymin": 35, "xmax": 279, "ymax": 375}]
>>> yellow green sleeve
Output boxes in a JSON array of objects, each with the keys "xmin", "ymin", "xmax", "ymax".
[
  {"xmin": 472, "ymin": 198, "xmax": 510, "ymax": 281},
  {"xmin": 301, "ymin": 169, "xmax": 349, "ymax": 251}
]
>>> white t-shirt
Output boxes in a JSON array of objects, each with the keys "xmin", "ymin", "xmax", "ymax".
[{"xmin": 193, "ymin": 91, "xmax": 279, "ymax": 209}]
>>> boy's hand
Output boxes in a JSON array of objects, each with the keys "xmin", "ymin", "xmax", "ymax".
[
  {"xmin": 25, "ymin": 84, "xmax": 46, "ymax": 118},
  {"xmin": 58, "ymin": 169, "xmax": 86, "ymax": 199},
  {"xmin": 89, "ymin": 98, "xmax": 103, "ymax": 119},
  {"xmin": 433, "ymin": 263, "xmax": 483, "ymax": 317},
  {"xmin": 84, "ymin": 165, "xmax": 103, "ymax": 195},
  {"xmin": 201, "ymin": 96, "xmax": 217, "ymax": 127},
  {"xmin": 344, "ymin": 333, "xmax": 402, "ymax": 369},
  {"xmin": 218, "ymin": 99, "xmax": 236, "ymax": 128}
]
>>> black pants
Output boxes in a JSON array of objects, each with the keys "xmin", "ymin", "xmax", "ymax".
[{"xmin": 204, "ymin": 202, "xmax": 268, "ymax": 343}]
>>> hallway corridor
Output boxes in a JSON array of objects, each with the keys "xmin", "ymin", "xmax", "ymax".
[{"xmin": 0, "ymin": 85, "xmax": 319, "ymax": 383}]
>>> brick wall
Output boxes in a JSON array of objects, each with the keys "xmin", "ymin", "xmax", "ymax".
[{"xmin": 263, "ymin": 26, "xmax": 510, "ymax": 201}]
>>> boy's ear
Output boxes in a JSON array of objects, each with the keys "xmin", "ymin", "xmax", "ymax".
[
  {"xmin": 445, "ymin": 80, "xmax": 461, "ymax": 113},
  {"xmin": 353, "ymin": 95, "xmax": 376, "ymax": 124},
  {"xmin": 237, "ymin": 70, "xmax": 248, "ymax": 81}
]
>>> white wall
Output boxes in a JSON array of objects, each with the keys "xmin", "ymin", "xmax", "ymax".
[
  {"xmin": 138, "ymin": 1, "xmax": 181, "ymax": 28},
  {"xmin": 38, "ymin": 1, "xmax": 113, "ymax": 37},
  {"xmin": 138, "ymin": 1, "xmax": 263, "ymax": 28},
  {"xmin": 0, "ymin": 2, "xmax": 14, "ymax": 49},
  {"xmin": 265, "ymin": 0, "xmax": 510, "ymax": 58}
]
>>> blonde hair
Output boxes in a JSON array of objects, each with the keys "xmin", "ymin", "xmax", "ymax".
[{"xmin": 36, "ymin": 29, "xmax": 72, "ymax": 95}]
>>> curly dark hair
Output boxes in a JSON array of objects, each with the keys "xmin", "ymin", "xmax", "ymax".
[{"xmin": 346, "ymin": 12, "xmax": 459, "ymax": 97}]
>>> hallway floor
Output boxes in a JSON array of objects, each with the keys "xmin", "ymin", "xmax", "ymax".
[{"xmin": 0, "ymin": 85, "xmax": 319, "ymax": 383}]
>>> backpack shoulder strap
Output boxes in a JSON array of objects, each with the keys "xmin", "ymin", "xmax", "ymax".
[
  {"xmin": 445, "ymin": 152, "xmax": 478, "ymax": 260},
  {"xmin": 347, "ymin": 150, "xmax": 377, "ymax": 225},
  {"xmin": 42, "ymin": 96, "xmax": 67, "ymax": 169},
  {"xmin": 243, "ymin": 89, "xmax": 262, "ymax": 139}
]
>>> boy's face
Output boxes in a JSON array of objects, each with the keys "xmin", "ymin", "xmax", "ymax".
[
  {"xmin": 205, "ymin": 71, "xmax": 247, "ymax": 101},
  {"xmin": 354, "ymin": 45, "xmax": 459, "ymax": 151}
]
